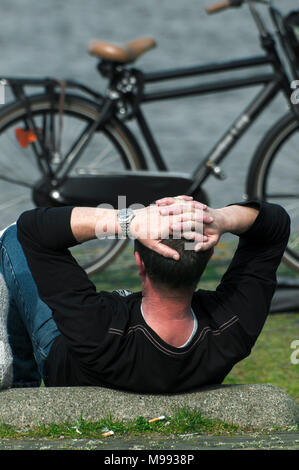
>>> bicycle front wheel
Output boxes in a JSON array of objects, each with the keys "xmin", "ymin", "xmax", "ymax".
[
  {"xmin": 246, "ymin": 111, "xmax": 299, "ymax": 273},
  {"xmin": 0, "ymin": 93, "xmax": 145, "ymax": 275}
]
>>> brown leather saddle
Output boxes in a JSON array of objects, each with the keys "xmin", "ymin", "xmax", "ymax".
[{"xmin": 88, "ymin": 37, "xmax": 156, "ymax": 63}]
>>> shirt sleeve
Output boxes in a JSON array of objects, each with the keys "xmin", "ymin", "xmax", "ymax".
[
  {"xmin": 17, "ymin": 206, "xmax": 114, "ymax": 361},
  {"xmin": 200, "ymin": 200, "xmax": 291, "ymax": 348}
]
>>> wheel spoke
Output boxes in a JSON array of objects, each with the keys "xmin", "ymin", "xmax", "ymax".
[
  {"xmin": 0, "ymin": 194, "xmax": 31, "ymax": 211},
  {"xmin": 0, "ymin": 174, "xmax": 34, "ymax": 188},
  {"xmin": 53, "ymin": 122, "xmax": 93, "ymax": 178}
]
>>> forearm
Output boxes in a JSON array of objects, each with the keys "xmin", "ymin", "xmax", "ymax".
[
  {"xmin": 70, "ymin": 207, "xmax": 120, "ymax": 242},
  {"xmin": 216, "ymin": 204, "xmax": 259, "ymax": 236},
  {"xmin": 211, "ymin": 200, "xmax": 290, "ymax": 248}
]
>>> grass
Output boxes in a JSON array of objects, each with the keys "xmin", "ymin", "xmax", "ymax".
[
  {"xmin": 223, "ymin": 313, "xmax": 299, "ymax": 401},
  {"xmin": 0, "ymin": 407, "xmax": 241, "ymax": 440},
  {"xmin": 90, "ymin": 239, "xmax": 299, "ymax": 404}
]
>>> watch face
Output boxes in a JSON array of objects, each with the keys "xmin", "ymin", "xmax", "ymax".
[
  {"xmin": 118, "ymin": 208, "xmax": 133, "ymax": 222},
  {"xmin": 118, "ymin": 210, "xmax": 126, "ymax": 222}
]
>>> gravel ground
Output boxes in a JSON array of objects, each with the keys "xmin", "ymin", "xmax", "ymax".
[{"xmin": 0, "ymin": 432, "xmax": 298, "ymax": 450}]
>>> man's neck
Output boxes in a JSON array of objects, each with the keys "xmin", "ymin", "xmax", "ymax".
[
  {"xmin": 142, "ymin": 295, "xmax": 193, "ymax": 320},
  {"xmin": 141, "ymin": 287, "xmax": 195, "ymax": 347}
]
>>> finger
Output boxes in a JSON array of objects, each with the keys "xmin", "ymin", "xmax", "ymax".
[
  {"xmin": 172, "ymin": 220, "xmax": 197, "ymax": 232},
  {"xmin": 155, "ymin": 197, "xmax": 177, "ymax": 206},
  {"xmin": 194, "ymin": 241, "xmax": 203, "ymax": 251},
  {"xmin": 155, "ymin": 195, "xmax": 193, "ymax": 206},
  {"xmin": 181, "ymin": 210, "xmax": 213, "ymax": 224},
  {"xmin": 172, "ymin": 223, "xmax": 208, "ymax": 241},
  {"xmin": 159, "ymin": 205, "xmax": 211, "ymax": 222},
  {"xmin": 190, "ymin": 200, "xmax": 208, "ymax": 210},
  {"xmin": 159, "ymin": 203, "xmax": 196, "ymax": 216},
  {"xmin": 172, "ymin": 200, "xmax": 207, "ymax": 212},
  {"xmin": 171, "ymin": 220, "xmax": 212, "ymax": 242},
  {"xmin": 172, "ymin": 218, "xmax": 203, "ymax": 232},
  {"xmin": 191, "ymin": 232, "xmax": 208, "ymax": 242},
  {"xmin": 175, "ymin": 195, "xmax": 193, "ymax": 201},
  {"xmin": 179, "ymin": 231, "xmax": 209, "ymax": 242},
  {"xmin": 151, "ymin": 241, "xmax": 180, "ymax": 260},
  {"xmin": 171, "ymin": 208, "xmax": 204, "ymax": 223},
  {"xmin": 155, "ymin": 197, "xmax": 207, "ymax": 213},
  {"xmin": 194, "ymin": 239, "xmax": 214, "ymax": 252},
  {"xmin": 193, "ymin": 208, "xmax": 213, "ymax": 223},
  {"xmin": 155, "ymin": 196, "xmax": 189, "ymax": 205},
  {"xmin": 159, "ymin": 205, "xmax": 183, "ymax": 216},
  {"xmin": 181, "ymin": 231, "xmax": 197, "ymax": 241}
]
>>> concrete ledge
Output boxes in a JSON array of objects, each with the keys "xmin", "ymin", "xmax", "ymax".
[{"xmin": 0, "ymin": 384, "xmax": 298, "ymax": 430}]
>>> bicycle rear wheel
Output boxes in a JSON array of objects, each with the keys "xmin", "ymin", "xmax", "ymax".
[
  {"xmin": 0, "ymin": 93, "xmax": 145, "ymax": 274},
  {"xmin": 246, "ymin": 111, "xmax": 299, "ymax": 273}
]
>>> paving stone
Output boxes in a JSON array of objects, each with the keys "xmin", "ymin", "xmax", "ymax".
[{"xmin": 0, "ymin": 383, "xmax": 298, "ymax": 430}]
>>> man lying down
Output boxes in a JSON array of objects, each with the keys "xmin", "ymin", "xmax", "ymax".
[{"xmin": 0, "ymin": 195, "xmax": 290, "ymax": 393}]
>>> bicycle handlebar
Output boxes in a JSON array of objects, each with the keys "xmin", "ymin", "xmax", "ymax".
[
  {"xmin": 205, "ymin": 0, "xmax": 273, "ymax": 41},
  {"xmin": 206, "ymin": 0, "xmax": 243, "ymax": 15},
  {"xmin": 206, "ymin": 1, "xmax": 230, "ymax": 14},
  {"xmin": 206, "ymin": 0, "xmax": 269, "ymax": 15}
]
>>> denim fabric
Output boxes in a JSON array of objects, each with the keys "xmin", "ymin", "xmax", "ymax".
[{"xmin": 0, "ymin": 224, "xmax": 60, "ymax": 387}]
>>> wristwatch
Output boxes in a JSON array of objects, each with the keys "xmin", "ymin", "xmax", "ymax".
[{"xmin": 117, "ymin": 208, "xmax": 135, "ymax": 239}]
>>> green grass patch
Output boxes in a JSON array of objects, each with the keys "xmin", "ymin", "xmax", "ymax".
[
  {"xmin": 223, "ymin": 313, "xmax": 299, "ymax": 402},
  {"xmin": 0, "ymin": 407, "xmax": 241, "ymax": 440}
]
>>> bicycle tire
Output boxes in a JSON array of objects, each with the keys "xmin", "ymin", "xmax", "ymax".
[
  {"xmin": 0, "ymin": 93, "xmax": 146, "ymax": 275},
  {"xmin": 246, "ymin": 111, "xmax": 299, "ymax": 273}
]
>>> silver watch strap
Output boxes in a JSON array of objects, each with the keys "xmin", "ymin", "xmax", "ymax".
[{"xmin": 118, "ymin": 208, "xmax": 135, "ymax": 239}]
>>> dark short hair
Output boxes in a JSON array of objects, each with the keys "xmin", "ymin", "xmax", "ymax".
[{"xmin": 134, "ymin": 238, "xmax": 213, "ymax": 290}]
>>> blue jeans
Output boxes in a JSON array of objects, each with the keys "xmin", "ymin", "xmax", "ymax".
[{"xmin": 0, "ymin": 225, "xmax": 61, "ymax": 387}]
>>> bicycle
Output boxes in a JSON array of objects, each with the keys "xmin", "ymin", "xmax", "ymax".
[{"xmin": 0, "ymin": 0, "xmax": 298, "ymax": 275}]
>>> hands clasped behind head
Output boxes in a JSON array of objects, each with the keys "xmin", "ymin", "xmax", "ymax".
[{"xmin": 129, "ymin": 195, "xmax": 215, "ymax": 259}]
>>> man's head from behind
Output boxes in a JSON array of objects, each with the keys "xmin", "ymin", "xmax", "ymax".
[{"xmin": 134, "ymin": 238, "xmax": 213, "ymax": 294}]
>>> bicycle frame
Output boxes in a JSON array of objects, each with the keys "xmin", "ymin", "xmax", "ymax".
[{"xmin": 140, "ymin": 55, "xmax": 285, "ymax": 196}]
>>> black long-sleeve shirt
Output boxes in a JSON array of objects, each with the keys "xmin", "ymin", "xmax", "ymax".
[{"xmin": 17, "ymin": 201, "xmax": 290, "ymax": 394}]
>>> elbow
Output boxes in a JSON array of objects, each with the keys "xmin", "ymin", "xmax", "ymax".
[
  {"xmin": 277, "ymin": 205, "xmax": 291, "ymax": 246},
  {"xmin": 17, "ymin": 209, "xmax": 38, "ymax": 239},
  {"xmin": 282, "ymin": 206, "xmax": 291, "ymax": 238},
  {"xmin": 17, "ymin": 210, "xmax": 32, "ymax": 231}
]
